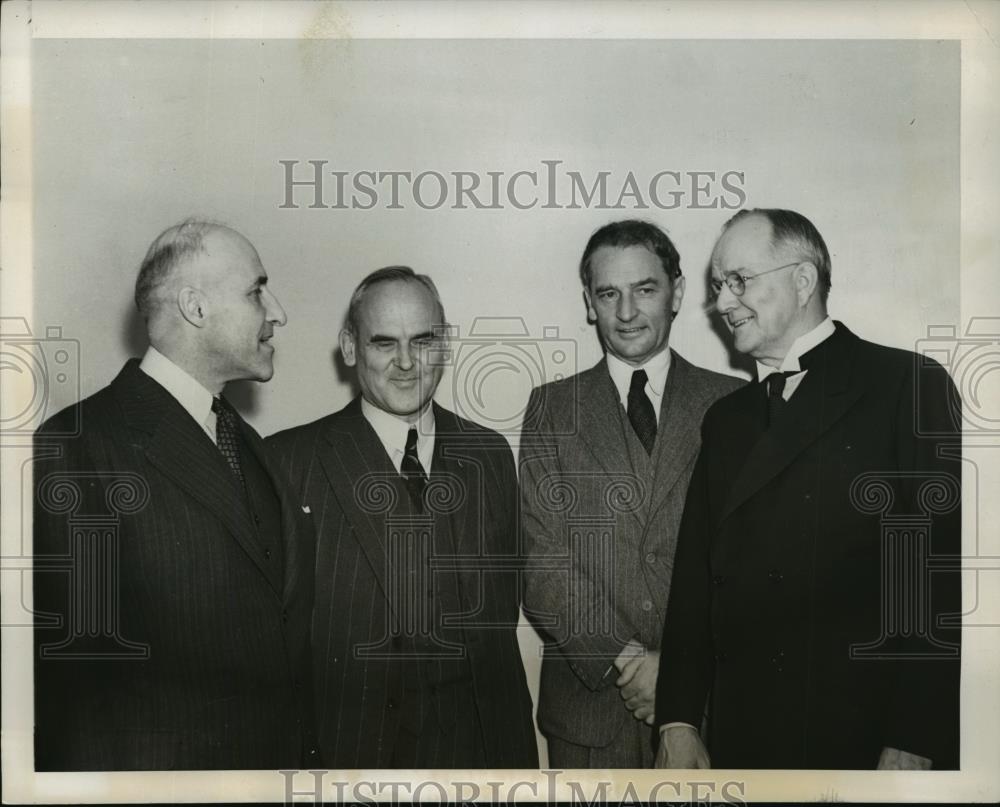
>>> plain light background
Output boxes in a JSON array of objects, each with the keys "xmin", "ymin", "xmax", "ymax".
[
  {"xmin": 30, "ymin": 36, "xmax": 959, "ymax": 767},
  {"xmin": 32, "ymin": 38, "xmax": 959, "ymax": 428}
]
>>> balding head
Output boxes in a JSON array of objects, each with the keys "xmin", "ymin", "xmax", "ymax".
[
  {"xmin": 135, "ymin": 218, "xmax": 220, "ymax": 320},
  {"xmin": 134, "ymin": 219, "xmax": 287, "ymax": 392}
]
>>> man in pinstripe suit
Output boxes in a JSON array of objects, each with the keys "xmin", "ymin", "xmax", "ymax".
[
  {"xmin": 33, "ymin": 220, "xmax": 318, "ymax": 770},
  {"xmin": 268, "ymin": 267, "xmax": 538, "ymax": 768}
]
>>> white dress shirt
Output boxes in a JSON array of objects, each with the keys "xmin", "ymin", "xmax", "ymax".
[
  {"xmin": 360, "ymin": 397, "xmax": 436, "ymax": 475},
  {"xmin": 755, "ymin": 316, "xmax": 836, "ymax": 400},
  {"xmin": 605, "ymin": 347, "xmax": 672, "ymax": 424},
  {"xmin": 138, "ymin": 346, "xmax": 218, "ymax": 444}
]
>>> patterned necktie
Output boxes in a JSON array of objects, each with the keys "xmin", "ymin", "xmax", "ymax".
[
  {"xmin": 627, "ymin": 369, "xmax": 657, "ymax": 456},
  {"xmin": 766, "ymin": 371, "xmax": 796, "ymax": 427},
  {"xmin": 400, "ymin": 427, "xmax": 427, "ymax": 513},
  {"xmin": 212, "ymin": 396, "xmax": 246, "ymax": 491}
]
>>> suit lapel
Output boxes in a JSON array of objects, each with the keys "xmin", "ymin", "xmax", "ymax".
[
  {"xmin": 720, "ymin": 324, "xmax": 863, "ymax": 522},
  {"xmin": 114, "ymin": 362, "xmax": 275, "ymax": 586},
  {"xmin": 576, "ymin": 361, "xmax": 634, "ymax": 477},
  {"xmin": 647, "ymin": 352, "xmax": 706, "ymax": 519},
  {"xmin": 240, "ymin": 420, "xmax": 307, "ymax": 602},
  {"xmin": 431, "ymin": 405, "xmax": 477, "ymax": 559},
  {"xmin": 316, "ymin": 398, "xmax": 400, "ymax": 607}
]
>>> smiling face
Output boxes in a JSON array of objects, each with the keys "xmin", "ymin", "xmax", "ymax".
[
  {"xmin": 198, "ymin": 228, "xmax": 287, "ymax": 385},
  {"xmin": 584, "ymin": 244, "xmax": 685, "ymax": 367},
  {"xmin": 340, "ymin": 279, "xmax": 446, "ymax": 421},
  {"xmin": 710, "ymin": 214, "xmax": 815, "ymax": 366}
]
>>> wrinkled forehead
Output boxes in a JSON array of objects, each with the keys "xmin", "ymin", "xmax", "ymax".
[{"xmin": 357, "ymin": 279, "xmax": 444, "ymax": 336}]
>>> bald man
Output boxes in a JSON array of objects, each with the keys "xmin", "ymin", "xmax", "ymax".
[{"xmin": 33, "ymin": 219, "xmax": 318, "ymax": 770}]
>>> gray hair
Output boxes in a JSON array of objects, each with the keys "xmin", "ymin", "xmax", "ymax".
[
  {"xmin": 723, "ymin": 208, "xmax": 832, "ymax": 303},
  {"xmin": 345, "ymin": 266, "xmax": 447, "ymax": 334},
  {"xmin": 134, "ymin": 217, "xmax": 224, "ymax": 317}
]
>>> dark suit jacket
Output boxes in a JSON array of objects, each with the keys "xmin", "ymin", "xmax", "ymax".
[
  {"xmin": 520, "ymin": 351, "xmax": 743, "ymax": 748},
  {"xmin": 33, "ymin": 360, "xmax": 316, "ymax": 770},
  {"xmin": 656, "ymin": 323, "xmax": 962, "ymax": 769},
  {"xmin": 267, "ymin": 399, "xmax": 538, "ymax": 768}
]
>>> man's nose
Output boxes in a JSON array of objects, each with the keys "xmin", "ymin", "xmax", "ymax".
[
  {"xmin": 616, "ymin": 292, "xmax": 637, "ymax": 321},
  {"xmin": 715, "ymin": 282, "xmax": 738, "ymax": 315},
  {"xmin": 395, "ymin": 342, "xmax": 415, "ymax": 369},
  {"xmin": 265, "ymin": 288, "xmax": 288, "ymax": 326}
]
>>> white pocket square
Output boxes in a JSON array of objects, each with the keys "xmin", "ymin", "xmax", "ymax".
[{"xmin": 301, "ymin": 505, "xmax": 311, "ymax": 514}]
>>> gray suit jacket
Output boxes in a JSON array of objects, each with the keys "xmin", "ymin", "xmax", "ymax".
[{"xmin": 520, "ymin": 350, "xmax": 742, "ymax": 748}]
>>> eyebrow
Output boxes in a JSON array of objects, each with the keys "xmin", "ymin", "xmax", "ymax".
[
  {"xmin": 367, "ymin": 330, "xmax": 437, "ymax": 343},
  {"xmin": 249, "ymin": 275, "xmax": 268, "ymax": 289},
  {"xmin": 593, "ymin": 276, "xmax": 661, "ymax": 294}
]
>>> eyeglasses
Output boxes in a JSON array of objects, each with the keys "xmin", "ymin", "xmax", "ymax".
[{"xmin": 709, "ymin": 261, "xmax": 801, "ymax": 300}]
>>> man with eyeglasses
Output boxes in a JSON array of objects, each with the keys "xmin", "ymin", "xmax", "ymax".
[{"xmin": 654, "ymin": 208, "xmax": 961, "ymax": 769}]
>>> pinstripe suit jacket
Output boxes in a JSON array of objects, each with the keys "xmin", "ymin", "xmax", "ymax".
[
  {"xmin": 520, "ymin": 351, "xmax": 743, "ymax": 749},
  {"xmin": 33, "ymin": 360, "xmax": 316, "ymax": 770},
  {"xmin": 267, "ymin": 398, "xmax": 538, "ymax": 768}
]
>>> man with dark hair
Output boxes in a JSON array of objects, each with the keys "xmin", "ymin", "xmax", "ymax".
[
  {"xmin": 267, "ymin": 267, "xmax": 538, "ymax": 768},
  {"xmin": 34, "ymin": 219, "xmax": 317, "ymax": 770},
  {"xmin": 655, "ymin": 208, "xmax": 961, "ymax": 769},
  {"xmin": 521, "ymin": 219, "xmax": 742, "ymax": 767}
]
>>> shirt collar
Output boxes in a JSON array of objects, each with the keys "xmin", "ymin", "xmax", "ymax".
[
  {"xmin": 606, "ymin": 347, "xmax": 672, "ymax": 405},
  {"xmin": 360, "ymin": 397, "xmax": 436, "ymax": 471},
  {"xmin": 756, "ymin": 316, "xmax": 835, "ymax": 382},
  {"xmin": 138, "ymin": 346, "xmax": 215, "ymax": 429}
]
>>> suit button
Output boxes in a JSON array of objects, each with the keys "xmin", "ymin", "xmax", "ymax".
[
  {"xmin": 641, "ymin": 599, "xmax": 653, "ymax": 612},
  {"xmin": 714, "ymin": 651, "xmax": 727, "ymax": 663},
  {"xmin": 387, "ymin": 698, "xmax": 398, "ymax": 710},
  {"xmin": 768, "ymin": 569, "xmax": 783, "ymax": 583},
  {"xmin": 282, "ymin": 610, "xmax": 289, "ymax": 623},
  {"xmin": 253, "ymin": 513, "xmax": 260, "ymax": 525},
  {"xmin": 712, "ymin": 575, "xmax": 725, "ymax": 586},
  {"xmin": 645, "ymin": 552, "xmax": 657, "ymax": 564},
  {"xmin": 264, "ymin": 548, "xmax": 272, "ymax": 560}
]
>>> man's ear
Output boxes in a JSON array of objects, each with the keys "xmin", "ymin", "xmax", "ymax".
[
  {"xmin": 583, "ymin": 288, "xmax": 597, "ymax": 323},
  {"xmin": 671, "ymin": 275, "xmax": 687, "ymax": 318},
  {"xmin": 794, "ymin": 262, "xmax": 820, "ymax": 306},
  {"xmin": 339, "ymin": 328, "xmax": 357, "ymax": 367},
  {"xmin": 178, "ymin": 286, "xmax": 207, "ymax": 327}
]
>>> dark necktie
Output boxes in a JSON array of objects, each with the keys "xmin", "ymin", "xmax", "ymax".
[
  {"xmin": 766, "ymin": 371, "xmax": 796, "ymax": 427},
  {"xmin": 212, "ymin": 396, "xmax": 246, "ymax": 491},
  {"xmin": 627, "ymin": 369, "xmax": 657, "ymax": 456},
  {"xmin": 400, "ymin": 427, "xmax": 427, "ymax": 513}
]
